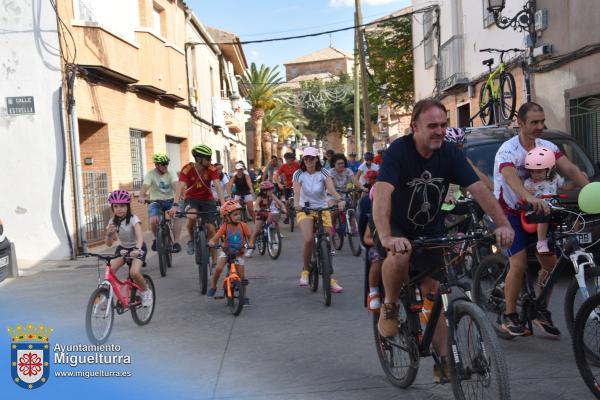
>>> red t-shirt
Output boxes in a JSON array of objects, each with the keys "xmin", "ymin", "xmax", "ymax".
[
  {"xmin": 179, "ymin": 162, "xmax": 220, "ymax": 200},
  {"xmin": 277, "ymin": 161, "xmax": 300, "ymax": 188},
  {"xmin": 373, "ymin": 154, "xmax": 382, "ymax": 165}
]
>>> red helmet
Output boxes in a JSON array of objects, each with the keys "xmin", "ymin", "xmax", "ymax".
[
  {"xmin": 108, "ymin": 189, "xmax": 131, "ymax": 204},
  {"xmin": 365, "ymin": 170, "xmax": 378, "ymax": 183},
  {"xmin": 525, "ymin": 147, "xmax": 555, "ymax": 170},
  {"xmin": 220, "ymin": 199, "xmax": 242, "ymax": 217},
  {"xmin": 260, "ymin": 181, "xmax": 274, "ymax": 191}
]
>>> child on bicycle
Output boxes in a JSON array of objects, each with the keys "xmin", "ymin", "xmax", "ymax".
[
  {"xmin": 249, "ymin": 181, "xmax": 286, "ymax": 255},
  {"xmin": 358, "ymin": 179, "xmax": 382, "ymax": 312},
  {"xmin": 523, "ymin": 146, "xmax": 573, "ymax": 254},
  {"xmin": 207, "ymin": 200, "xmax": 253, "ymax": 300},
  {"xmin": 104, "ymin": 189, "xmax": 152, "ymax": 307}
]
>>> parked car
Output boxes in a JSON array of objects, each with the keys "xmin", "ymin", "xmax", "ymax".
[{"xmin": 463, "ymin": 126, "xmax": 600, "ymax": 259}]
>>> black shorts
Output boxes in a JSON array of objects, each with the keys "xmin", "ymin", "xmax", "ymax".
[
  {"xmin": 373, "ymin": 224, "xmax": 445, "ymax": 281},
  {"xmin": 115, "ymin": 243, "xmax": 147, "ymax": 263},
  {"xmin": 184, "ymin": 199, "xmax": 217, "ymax": 225}
]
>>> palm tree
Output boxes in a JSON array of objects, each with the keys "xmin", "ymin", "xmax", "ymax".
[
  {"xmin": 262, "ymin": 100, "xmax": 308, "ymax": 160},
  {"xmin": 240, "ymin": 63, "xmax": 282, "ymax": 166}
]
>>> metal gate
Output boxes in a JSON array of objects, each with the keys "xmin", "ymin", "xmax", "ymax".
[
  {"xmin": 82, "ymin": 171, "xmax": 110, "ymax": 243},
  {"xmin": 570, "ymin": 95, "xmax": 600, "ymax": 163}
]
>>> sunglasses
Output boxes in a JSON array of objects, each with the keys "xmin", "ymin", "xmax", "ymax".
[
  {"xmin": 156, "ymin": 162, "xmax": 169, "ymax": 167},
  {"xmin": 303, "ymin": 156, "xmax": 317, "ymax": 161}
]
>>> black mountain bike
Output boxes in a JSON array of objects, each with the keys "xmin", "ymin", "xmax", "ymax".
[
  {"xmin": 372, "ymin": 234, "xmax": 510, "ymax": 399},
  {"xmin": 331, "ymin": 189, "xmax": 362, "ymax": 256},
  {"xmin": 146, "ymin": 200, "xmax": 176, "ymax": 277},
  {"xmin": 181, "ymin": 210, "xmax": 218, "ymax": 295},
  {"xmin": 301, "ymin": 204, "xmax": 337, "ymax": 306},
  {"xmin": 286, "ymin": 194, "xmax": 296, "ymax": 232},
  {"xmin": 573, "ymin": 292, "xmax": 600, "ymax": 399},
  {"xmin": 255, "ymin": 209, "xmax": 283, "ymax": 260},
  {"xmin": 473, "ymin": 197, "xmax": 599, "ymax": 339}
]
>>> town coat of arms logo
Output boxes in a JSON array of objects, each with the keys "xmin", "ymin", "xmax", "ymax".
[{"xmin": 8, "ymin": 323, "xmax": 53, "ymax": 389}]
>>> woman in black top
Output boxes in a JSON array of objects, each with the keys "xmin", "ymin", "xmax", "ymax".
[{"xmin": 226, "ymin": 163, "xmax": 256, "ymax": 220}]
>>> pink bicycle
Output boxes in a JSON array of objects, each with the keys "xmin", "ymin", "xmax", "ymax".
[{"xmin": 84, "ymin": 253, "xmax": 156, "ymax": 344}]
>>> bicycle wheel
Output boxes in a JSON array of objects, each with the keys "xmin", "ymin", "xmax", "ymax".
[
  {"xmin": 196, "ymin": 229, "xmax": 209, "ymax": 295},
  {"xmin": 165, "ymin": 227, "xmax": 173, "ymax": 269},
  {"xmin": 372, "ymin": 304, "xmax": 419, "ymax": 388},
  {"xmin": 309, "ymin": 252, "xmax": 319, "ymax": 293},
  {"xmin": 573, "ymin": 293, "xmax": 600, "ymax": 399},
  {"xmin": 479, "ymin": 83, "xmax": 496, "ymax": 126},
  {"xmin": 330, "ymin": 214, "xmax": 344, "ymax": 251},
  {"xmin": 267, "ymin": 226, "xmax": 282, "ymax": 260},
  {"xmin": 227, "ymin": 278, "xmax": 245, "ymax": 316},
  {"xmin": 85, "ymin": 287, "xmax": 114, "ymax": 344},
  {"xmin": 156, "ymin": 225, "xmax": 168, "ymax": 277},
  {"xmin": 131, "ymin": 274, "xmax": 156, "ymax": 325},
  {"xmin": 448, "ymin": 300, "xmax": 511, "ymax": 400},
  {"xmin": 289, "ymin": 208, "xmax": 295, "ymax": 232},
  {"xmin": 565, "ymin": 267, "xmax": 600, "ymax": 364},
  {"xmin": 499, "ymin": 72, "xmax": 517, "ymax": 121},
  {"xmin": 257, "ymin": 232, "xmax": 266, "ymax": 255},
  {"xmin": 346, "ymin": 210, "xmax": 361, "ymax": 257},
  {"xmin": 320, "ymin": 239, "xmax": 332, "ymax": 306},
  {"xmin": 472, "ymin": 254, "xmax": 514, "ymax": 340}
]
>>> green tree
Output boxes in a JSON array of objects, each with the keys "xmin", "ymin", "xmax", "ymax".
[
  {"xmin": 365, "ymin": 15, "xmax": 414, "ymax": 110},
  {"xmin": 262, "ymin": 100, "xmax": 307, "ymax": 159},
  {"xmin": 240, "ymin": 63, "xmax": 282, "ymax": 166}
]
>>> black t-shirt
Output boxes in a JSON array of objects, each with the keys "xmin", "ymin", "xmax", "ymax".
[{"xmin": 377, "ymin": 134, "xmax": 479, "ymax": 238}]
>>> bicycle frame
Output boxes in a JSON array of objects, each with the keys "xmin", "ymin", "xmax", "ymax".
[
  {"xmin": 98, "ymin": 262, "xmax": 143, "ymax": 315},
  {"xmin": 483, "ymin": 62, "xmax": 506, "ymax": 102},
  {"xmin": 223, "ymin": 258, "xmax": 242, "ymax": 299}
]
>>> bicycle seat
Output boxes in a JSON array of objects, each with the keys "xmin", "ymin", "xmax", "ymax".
[{"xmin": 482, "ymin": 58, "xmax": 494, "ymax": 67}]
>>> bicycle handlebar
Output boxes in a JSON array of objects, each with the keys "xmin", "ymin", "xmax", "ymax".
[
  {"xmin": 410, "ymin": 233, "xmax": 496, "ymax": 249},
  {"xmin": 82, "ymin": 253, "xmax": 136, "ymax": 262},
  {"xmin": 209, "ymin": 244, "xmax": 255, "ymax": 250},
  {"xmin": 299, "ymin": 205, "xmax": 339, "ymax": 213}
]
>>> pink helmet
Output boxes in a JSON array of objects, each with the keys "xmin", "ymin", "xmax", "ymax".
[
  {"xmin": 525, "ymin": 146, "xmax": 555, "ymax": 170},
  {"xmin": 108, "ymin": 189, "xmax": 131, "ymax": 204},
  {"xmin": 302, "ymin": 147, "xmax": 319, "ymax": 158},
  {"xmin": 260, "ymin": 181, "xmax": 274, "ymax": 190},
  {"xmin": 220, "ymin": 199, "xmax": 242, "ymax": 217}
]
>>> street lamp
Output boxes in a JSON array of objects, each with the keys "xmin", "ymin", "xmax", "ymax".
[{"xmin": 487, "ymin": 0, "xmax": 535, "ymax": 32}]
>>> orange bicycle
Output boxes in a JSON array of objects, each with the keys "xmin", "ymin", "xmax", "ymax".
[{"xmin": 210, "ymin": 244, "xmax": 252, "ymax": 316}]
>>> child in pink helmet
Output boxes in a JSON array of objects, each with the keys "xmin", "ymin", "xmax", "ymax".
[{"xmin": 523, "ymin": 147, "xmax": 569, "ymax": 253}]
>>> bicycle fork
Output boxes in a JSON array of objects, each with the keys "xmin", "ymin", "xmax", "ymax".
[{"xmin": 572, "ymin": 251, "xmax": 600, "ymax": 319}]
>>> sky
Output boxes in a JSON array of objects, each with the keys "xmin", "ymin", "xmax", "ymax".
[{"xmin": 187, "ymin": 0, "xmax": 411, "ymax": 77}]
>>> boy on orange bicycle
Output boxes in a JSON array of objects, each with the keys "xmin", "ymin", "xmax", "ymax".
[{"xmin": 207, "ymin": 200, "xmax": 253, "ymax": 301}]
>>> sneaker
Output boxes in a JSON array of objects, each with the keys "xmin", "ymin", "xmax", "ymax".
[
  {"xmin": 368, "ymin": 292, "xmax": 381, "ymax": 312},
  {"xmin": 207, "ymin": 288, "xmax": 216, "ymax": 298},
  {"xmin": 501, "ymin": 313, "xmax": 527, "ymax": 336},
  {"xmin": 536, "ymin": 240, "xmax": 550, "ymax": 254},
  {"xmin": 433, "ymin": 358, "xmax": 449, "ymax": 384},
  {"xmin": 378, "ymin": 303, "xmax": 399, "ymax": 337},
  {"xmin": 171, "ymin": 242, "xmax": 181, "ymax": 253},
  {"xmin": 299, "ymin": 270, "xmax": 309, "ymax": 286},
  {"xmin": 151, "ymin": 239, "xmax": 157, "ymax": 252},
  {"xmin": 141, "ymin": 290, "xmax": 153, "ymax": 308},
  {"xmin": 245, "ymin": 248, "xmax": 254, "ymax": 257},
  {"xmin": 186, "ymin": 240, "xmax": 195, "ymax": 255},
  {"xmin": 534, "ymin": 309, "xmax": 561, "ymax": 337},
  {"xmin": 330, "ymin": 279, "xmax": 343, "ymax": 293}
]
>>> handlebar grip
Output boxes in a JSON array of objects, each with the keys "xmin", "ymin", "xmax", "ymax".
[{"xmin": 515, "ymin": 203, "xmax": 533, "ymax": 211}]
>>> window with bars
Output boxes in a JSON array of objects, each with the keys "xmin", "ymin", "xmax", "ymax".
[
  {"xmin": 130, "ymin": 129, "xmax": 145, "ymax": 190},
  {"xmin": 570, "ymin": 95, "xmax": 600, "ymax": 164}
]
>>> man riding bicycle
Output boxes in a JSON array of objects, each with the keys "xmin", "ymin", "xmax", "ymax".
[
  {"xmin": 373, "ymin": 98, "xmax": 514, "ymax": 380},
  {"xmin": 273, "ymin": 152, "xmax": 300, "ymax": 223},
  {"xmin": 138, "ymin": 152, "xmax": 182, "ymax": 253},
  {"xmin": 494, "ymin": 102, "xmax": 589, "ymax": 336},
  {"xmin": 174, "ymin": 145, "xmax": 226, "ymax": 262}
]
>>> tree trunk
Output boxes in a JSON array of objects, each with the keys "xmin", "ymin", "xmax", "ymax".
[
  {"xmin": 251, "ymin": 108, "xmax": 264, "ymax": 167},
  {"xmin": 263, "ymin": 131, "xmax": 273, "ymax": 163}
]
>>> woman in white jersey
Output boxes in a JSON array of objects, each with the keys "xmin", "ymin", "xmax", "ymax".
[{"xmin": 293, "ymin": 147, "xmax": 346, "ymax": 293}]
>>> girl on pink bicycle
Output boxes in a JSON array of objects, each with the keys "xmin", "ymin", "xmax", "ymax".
[
  {"xmin": 249, "ymin": 181, "xmax": 286, "ymax": 253},
  {"xmin": 104, "ymin": 189, "xmax": 152, "ymax": 307}
]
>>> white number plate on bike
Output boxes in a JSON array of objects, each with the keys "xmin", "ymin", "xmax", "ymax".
[
  {"xmin": 578, "ymin": 233, "xmax": 592, "ymax": 244},
  {"xmin": 0, "ymin": 255, "xmax": 8, "ymax": 267}
]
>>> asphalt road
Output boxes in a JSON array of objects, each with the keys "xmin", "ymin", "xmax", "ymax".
[{"xmin": 0, "ymin": 222, "xmax": 595, "ymax": 399}]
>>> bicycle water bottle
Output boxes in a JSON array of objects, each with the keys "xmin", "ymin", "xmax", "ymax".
[{"xmin": 410, "ymin": 287, "xmax": 423, "ymax": 313}]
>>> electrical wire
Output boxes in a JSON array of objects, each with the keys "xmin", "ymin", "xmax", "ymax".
[{"xmin": 49, "ymin": 0, "xmax": 77, "ymax": 65}]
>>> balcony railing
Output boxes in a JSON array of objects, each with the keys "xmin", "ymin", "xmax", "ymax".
[{"xmin": 438, "ymin": 35, "xmax": 469, "ymax": 92}]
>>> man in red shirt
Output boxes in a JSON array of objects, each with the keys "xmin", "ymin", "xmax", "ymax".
[
  {"xmin": 373, "ymin": 149, "xmax": 384, "ymax": 165},
  {"xmin": 174, "ymin": 144, "xmax": 225, "ymax": 257},
  {"xmin": 273, "ymin": 152, "xmax": 300, "ymax": 224}
]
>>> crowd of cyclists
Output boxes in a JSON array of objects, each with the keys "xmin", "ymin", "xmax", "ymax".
[{"xmin": 101, "ymin": 98, "xmax": 600, "ymax": 393}]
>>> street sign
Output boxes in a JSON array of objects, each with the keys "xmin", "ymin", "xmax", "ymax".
[{"xmin": 6, "ymin": 96, "xmax": 35, "ymax": 115}]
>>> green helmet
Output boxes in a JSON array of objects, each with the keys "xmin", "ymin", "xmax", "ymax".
[
  {"xmin": 192, "ymin": 144, "xmax": 212, "ymax": 158},
  {"xmin": 152, "ymin": 153, "xmax": 170, "ymax": 164}
]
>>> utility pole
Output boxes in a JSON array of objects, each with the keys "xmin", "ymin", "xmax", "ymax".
[
  {"xmin": 355, "ymin": 0, "xmax": 373, "ymax": 153},
  {"xmin": 353, "ymin": 11, "xmax": 361, "ymax": 157}
]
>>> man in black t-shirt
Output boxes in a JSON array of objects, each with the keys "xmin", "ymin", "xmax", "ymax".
[{"xmin": 373, "ymin": 99, "xmax": 514, "ymax": 374}]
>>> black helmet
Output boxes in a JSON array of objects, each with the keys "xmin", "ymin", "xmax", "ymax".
[{"xmin": 364, "ymin": 151, "xmax": 374, "ymax": 160}]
